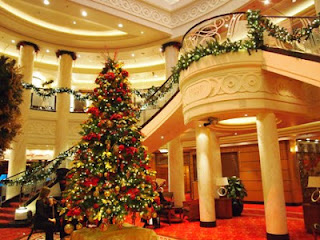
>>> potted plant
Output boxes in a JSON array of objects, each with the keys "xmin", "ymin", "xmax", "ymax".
[{"xmin": 226, "ymin": 176, "xmax": 247, "ymax": 216}]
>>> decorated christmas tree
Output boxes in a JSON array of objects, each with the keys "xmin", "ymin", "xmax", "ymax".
[{"xmin": 61, "ymin": 57, "xmax": 160, "ymax": 229}]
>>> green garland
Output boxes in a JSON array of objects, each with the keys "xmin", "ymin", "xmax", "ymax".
[
  {"xmin": 22, "ymin": 82, "xmax": 91, "ymax": 101},
  {"xmin": 132, "ymin": 86, "xmax": 159, "ymax": 99},
  {"xmin": 1, "ymin": 146, "xmax": 76, "ymax": 186}
]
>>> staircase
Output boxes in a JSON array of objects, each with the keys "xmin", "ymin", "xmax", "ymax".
[{"xmin": 0, "ymin": 198, "xmax": 19, "ymax": 227}]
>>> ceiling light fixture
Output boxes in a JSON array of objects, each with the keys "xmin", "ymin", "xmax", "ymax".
[
  {"xmin": 292, "ymin": 0, "xmax": 296, "ymax": 2},
  {"xmin": 81, "ymin": 10, "xmax": 87, "ymax": 17},
  {"xmin": 118, "ymin": 23, "xmax": 123, "ymax": 28},
  {"xmin": 160, "ymin": 136, "xmax": 164, "ymax": 139},
  {"xmin": 263, "ymin": 0, "xmax": 270, "ymax": 5},
  {"xmin": 46, "ymin": 49, "xmax": 50, "ymax": 53},
  {"xmin": 11, "ymin": 40, "xmax": 15, "ymax": 43},
  {"xmin": 78, "ymin": 54, "xmax": 81, "ymax": 58},
  {"xmin": 225, "ymin": 24, "xmax": 229, "ymax": 28},
  {"xmin": 306, "ymin": 138, "xmax": 310, "ymax": 141},
  {"xmin": 140, "ymin": 31, "xmax": 144, "ymax": 34},
  {"xmin": 44, "ymin": 0, "xmax": 50, "ymax": 5},
  {"xmin": 131, "ymin": 53, "xmax": 135, "ymax": 57},
  {"xmin": 73, "ymin": 21, "xmax": 77, "ymax": 24}
]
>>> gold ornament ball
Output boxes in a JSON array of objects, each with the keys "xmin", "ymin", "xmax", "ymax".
[
  {"xmin": 113, "ymin": 145, "xmax": 119, "ymax": 154},
  {"xmin": 141, "ymin": 183, "xmax": 145, "ymax": 189},
  {"xmin": 104, "ymin": 190, "xmax": 111, "ymax": 197},
  {"xmin": 106, "ymin": 208, "xmax": 112, "ymax": 214},
  {"xmin": 93, "ymin": 191, "xmax": 99, "ymax": 197},
  {"xmin": 64, "ymin": 224, "xmax": 74, "ymax": 235},
  {"xmin": 66, "ymin": 203, "xmax": 72, "ymax": 209},
  {"xmin": 107, "ymin": 120, "xmax": 113, "ymax": 128},
  {"xmin": 107, "ymin": 152, "xmax": 112, "ymax": 158},
  {"xmin": 115, "ymin": 186, "xmax": 120, "ymax": 192},
  {"xmin": 88, "ymin": 216, "xmax": 95, "ymax": 223},
  {"xmin": 76, "ymin": 223, "xmax": 83, "ymax": 230},
  {"xmin": 152, "ymin": 212, "xmax": 157, "ymax": 218},
  {"xmin": 144, "ymin": 203, "xmax": 149, "ymax": 208},
  {"xmin": 104, "ymin": 172, "xmax": 109, "ymax": 178}
]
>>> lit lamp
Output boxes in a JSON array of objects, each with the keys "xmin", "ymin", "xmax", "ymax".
[
  {"xmin": 307, "ymin": 176, "xmax": 320, "ymax": 203},
  {"xmin": 216, "ymin": 177, "xmax": 229, "ymax": 197}
]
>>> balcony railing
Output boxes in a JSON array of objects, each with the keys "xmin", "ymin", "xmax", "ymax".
[
  {"xmin": 30, "ymin": 93, "xmax": 56, "ymax": 112},
  {"xmin": 181, "ymin": 12, "xmax": 320, "ymax": 56},
  {"xmin": 138, "ymin": 74, "xmax": 179, "ymax": 128}
]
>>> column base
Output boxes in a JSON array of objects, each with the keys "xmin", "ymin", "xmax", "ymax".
[
  {"xmin": 266, "ymin": 233, "xmax": 289, "ymax": 240},
  {"xmin": 200, "ymin": 221, "xmax": 216, "ymax": 228}
]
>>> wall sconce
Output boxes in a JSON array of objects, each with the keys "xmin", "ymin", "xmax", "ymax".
[
  {"xmin": 307, "ymin": 176, "xmax": 320, "ymax": 203},
  {"xmin": 216, "ymin": 177, "xmax": 229, "ymax": 197}
]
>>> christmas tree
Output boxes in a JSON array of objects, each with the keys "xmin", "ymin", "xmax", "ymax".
[{"xmin": 61, "ymin": 57, "xmax": 160, "ymax": 228}]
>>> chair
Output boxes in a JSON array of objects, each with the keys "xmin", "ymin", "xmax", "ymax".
[
  {"xmin": 183, "ymin": 200, "xmax": 200, "ymax": 221},
  {"xmin": 27, "ymin": 217, "xmax": 45, "ymax": 240},
  {"xmin": 158, "ymin": 192, "xmax": 183, "ymax": 225}
]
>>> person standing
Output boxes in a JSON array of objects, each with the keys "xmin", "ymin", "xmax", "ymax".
[{"xmin": 34, "ymin": 186, "xmax": 56, "ymax": 240}]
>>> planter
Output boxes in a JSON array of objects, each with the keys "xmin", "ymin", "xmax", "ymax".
[{"xmin": 231, "ymin": 199, "xmax": 244, "ymax": 216}]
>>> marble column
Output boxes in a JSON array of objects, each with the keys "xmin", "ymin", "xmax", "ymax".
[
  {"xmin": 7, "ymin": 43, "xmax": 36, "ymax": 199},
  {"xmin": 210, "ymin": 130, "xmax": 223, "ymax": 198},
  {"xmin": 168, "ymin": 137, "xmax": 185, "ymax": 207},
  {"xmin": 196, "ymin": 123, "xmax": 216, "ymax": 227},
  {"xmin": 54, "ymin": 52, "xmax": 74, "ymax": 167},
  {"xmin": 256, "ymin": 112, "xmax": 289, "ymax": 240},
  {"xmin": 162, "ymin": 41, "xmax": 181, "ymax": 79}
]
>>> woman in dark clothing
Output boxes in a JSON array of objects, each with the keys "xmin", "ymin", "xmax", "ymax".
[{"xmin": 35, "ymin": 186, "xmax": 56, "ymax": 240}]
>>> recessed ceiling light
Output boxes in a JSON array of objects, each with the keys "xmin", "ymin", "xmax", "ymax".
[
  {"xmin": 306, "ymin": 138, "xmax": 310, "ymax": 141},
  {"xmin": 244, "ymin": 114, "xmax": 248, "ymax": 116},
  {"xmin": 73, "ymin": 21, "xmax": 77, "ymax": 24},
  {"xmin": 160, "ymin": 136, "xmax": 164, "ymax": 139},
  {"xmin": 263, "ymin": 0, "xmax": 270, "ymax": 5},
  {"xmin": 225, "ymin": 24, "xmax": 229, "ymax": 28},
  {"xmin": 292, "ymin": 0, "xmax": 296, "ymax": 2},
  {"xmin": 81, "ymin": 10, "xmax": 87, "ymax": 17},
  {"xmin": 131, "ymin": 53, "xmax": 135, "ymax": 57},
  {"xmin": 315, "ymin": 139, "xmax": 319, "ymax": 142},
  {"xmin": 159, "ymin": 48, "xmax": 162, "ymax": 52},
  {"xmin": 154, "ymin": 74, "xmax": 158, "ymax": 78},
  {"xmin": 297, "ymin": 139, "xmax": 302, "ymax": 142},
  {"xmin": 234, "ymin": 133, "xmax": 238, "ymax": 135},
  {"xmin": 46, "ymin": 49, "xmax": 50, "ymax": 53},
  {"xmin": 118, "ymin": 23, "xmax": 123, "ymax": 28},
  {"xmin": 78, "ymin": 54, "xmax": 81, "ymax": 58},
  {"xmin": 44, "ymin": 0, "xmax": 50, "ymax": 5},
  {"xmin": 140, "ymin": 31, "xmax": 144, "ymax": 34},
  {"xmin": 11, "ymin": 40, "xmax": 15, "ymax": 43}
]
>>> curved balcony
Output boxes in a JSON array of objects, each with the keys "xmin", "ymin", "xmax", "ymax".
[{"xmin": 140, "ymin": 11, "xmax": 320, "ymax": 151}]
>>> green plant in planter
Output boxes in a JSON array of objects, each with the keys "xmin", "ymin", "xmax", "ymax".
[{"xmin": 226, "ymin": 176, "xmax": 247, "ymax": 216}]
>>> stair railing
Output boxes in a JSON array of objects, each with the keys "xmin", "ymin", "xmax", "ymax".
[{"xmin": 0, "ymin": 146, "xmax": 76, "ymax": 206}]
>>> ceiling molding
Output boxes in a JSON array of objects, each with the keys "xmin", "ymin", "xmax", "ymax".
[{"xmin": 69, "ymin": 0, "xmax": 249, "ymax": 33}]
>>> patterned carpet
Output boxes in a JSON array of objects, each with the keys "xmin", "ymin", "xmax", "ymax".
[{"xmin": 0, "ymin": 204, "xmax": 312, "ymax": 240}]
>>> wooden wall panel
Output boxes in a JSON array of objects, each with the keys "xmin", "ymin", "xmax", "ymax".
[{"xmin": 155, "ymin": 141, "xmax": 302, "ymax": 204}]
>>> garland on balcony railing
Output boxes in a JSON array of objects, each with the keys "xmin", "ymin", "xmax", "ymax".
[
  {"xmin": 22, "ymin": 82, "xmax": 92, "ymax": 101},
  {"xmin": 142, "ymin": 10, "xmax": 320, "ymax": 107},
  {"xmin": 1, "ymin": 146, "xmax": 76, "ymax": 186},
  {"xmin": 132, "ymin": 86, "xmax": 159, "ymax": 99}
]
